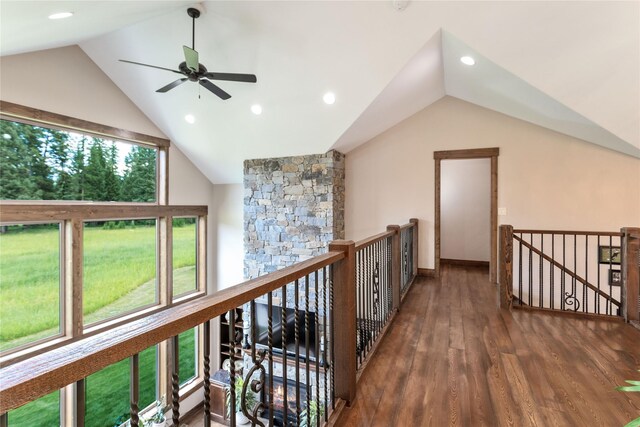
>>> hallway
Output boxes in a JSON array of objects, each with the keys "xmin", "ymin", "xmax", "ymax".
[{"xmin": 336, "ymin": 265, "xmax": 640, "ymax": 426}]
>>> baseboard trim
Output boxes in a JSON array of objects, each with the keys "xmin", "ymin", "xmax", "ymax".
[
  {"xmin": 417, "ymin": 268, "xmax": 436, "ymax": 277},
  {"xmin": 441, "ymin": 258, "xmax": 489, "ymax": 268}
]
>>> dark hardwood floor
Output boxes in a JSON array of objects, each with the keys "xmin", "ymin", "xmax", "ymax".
[{"xmin": 336, "ymin": 264, "xmax": 640, "ymax": 427}]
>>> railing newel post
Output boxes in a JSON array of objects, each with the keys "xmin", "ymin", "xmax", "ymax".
[
  {"xmin": 499, "ymin": 225, "xmax": 514, "ymax": 309},
  {"xmin": 387, "ymin": 225, "xmax": 401, "ymax": 312},
  {"xmin": 621, "ymin": 227, "xmax": 640, "ymax": 322},
  {"xmin": 327, "ymin": 239, "xmax": 356, "ymax": 406}
]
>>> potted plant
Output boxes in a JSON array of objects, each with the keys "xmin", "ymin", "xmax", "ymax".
[
  {"xmin": 300, "ymin": 400, "xmax": 325, "ymax": 427},
  {"xmin": 617, "ymin": 371, "xmax": 640, "ymax": 427},
  {"xmin": 142, "ymin": 397, "xmax": 168, "ymax": 427},
  {"xmin": 225, "ymin": 376, "xmax": 257, "ymax": 426}
]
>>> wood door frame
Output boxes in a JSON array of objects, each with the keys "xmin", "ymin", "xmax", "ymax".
[{"xmin": 434, "ymin": 147, "xmax": 499, "ymax": 283}]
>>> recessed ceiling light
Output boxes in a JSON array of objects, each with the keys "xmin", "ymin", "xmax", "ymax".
[
  {"xmin": 48, "ymin": 12, "xmax": 73, "ymax": 20},
  {"xmin": 251, "ymin": 104, "xmax": 263, "ymax": 115},
  {"xmin": 184, "ymin": 114, "xmax": 195, "ymax": 124},
  {"xmin": 323, "ymin": 92, "xmax": 336, "ymax": 105},
  {"xmin": 460, "ymin": 56, "xmax": 475, "ymax": 66}
]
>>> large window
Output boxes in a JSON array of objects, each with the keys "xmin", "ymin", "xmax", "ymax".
[
  {"xmin": 0, "ymin": 119, "xmax": 157, "ymax": 202},
  {"xmin": 0, "ymin": 104, "xmax": 207, "ymax": 426}
]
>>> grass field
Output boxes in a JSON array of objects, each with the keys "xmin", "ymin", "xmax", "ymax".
[{"xmin": 1, "ymin": 222, "xmax": 199, "ymax": 426}]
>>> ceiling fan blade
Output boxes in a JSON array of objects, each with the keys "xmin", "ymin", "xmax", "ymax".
[
  {"xmin": 119, "ymin": 59, "xmax": 183, "ymax": 75},
  {"xmin": 203, "ymin": 72, "xmax": 257, "ymax": 83},
  {"xmin": 183, "ymin": 46, "xmax": 199, "ymax": 72},
  {"xmin": 199, "ymin": 79, "xmax": 231, "ymax": 100},
  {"xmin": 156, "ymin": 78, "xmax": 188, "ymax": 93}
]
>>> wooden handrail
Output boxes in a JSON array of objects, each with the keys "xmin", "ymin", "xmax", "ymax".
[
  {"xmin": 0, "ymin": 203, "xmax": 207, "ymax": 222},
  {"xmin": 354, "ymin": 230, "xmax": 394, "ymax": 251},
  {"xmin": 512, "ymin": 234, "xmax": 621, "ymax": 307},
  {"xmin": 0, "ymin": 251, "xmax": 344, "ymax": 412},
  {"xmin": 399, "ymin": 222, "xmax": 415, "ymax": 231},
  {"xmin": 513, "ymin": 229, "xmax": 623, "ymax": 237}
]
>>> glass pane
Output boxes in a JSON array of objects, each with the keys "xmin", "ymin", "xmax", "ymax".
[
  {"xmin": 86, "ymin": 345, "xmax": 156, "ymax": 427},
  {"xmin": 8, "ymin": 390, "xmax": 59, "ymax": 426},
  {"xmin": 179, "ymin": 328, "xmax": 197, "ymax": 386},
  {"xmin": 84, "ymin": 220, "xmax": 156, "ymax": 325},
  {"xmin": 0, "ymin": 224, "xmax": 60, "ymax": 352},
  {"xmin": 0, "ymin": 118, "xmax": 157, "ymax": 202},
  {"xmin": 173, "ymin": 217, "xmax": 197, "ymax": 297}
]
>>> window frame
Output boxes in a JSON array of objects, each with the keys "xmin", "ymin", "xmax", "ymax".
[{"xmin": 0, "ymin": 101, "xmax": 207, "ymax": 424}]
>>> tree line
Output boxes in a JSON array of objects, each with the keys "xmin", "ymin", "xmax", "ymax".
[{"xmin": 0, "ymin": 120, "xmax": 156, "ymax": 202}]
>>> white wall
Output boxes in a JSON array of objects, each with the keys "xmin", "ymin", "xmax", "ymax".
[
  {"xmin": 0, "ymin": 46, "xmax": 219, "ymax": 292},
  {"xmin": 345, "ymin": 96, "xmax": 640, "ymax": 269},
  {"xmin": 211, "ymin": 184, "xmax": 244, "ymax": 290},
  {"xmin": 441, "ymin": 158, "xmax": 490, "ymax": 262}
]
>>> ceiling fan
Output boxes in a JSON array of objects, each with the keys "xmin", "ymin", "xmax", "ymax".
[{"xmin": 119, "ymin": 7, "xmax": 257, "ymax": 100}]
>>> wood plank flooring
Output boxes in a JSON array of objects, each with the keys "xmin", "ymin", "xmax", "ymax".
[{"xmin": 336, "ymin": 264, "xmax": 640, "ymax": 427}]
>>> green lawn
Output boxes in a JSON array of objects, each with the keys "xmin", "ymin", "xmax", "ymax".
[{"xmin": 1, "ymin": 222, "xmax": 199, "ymax": 426}]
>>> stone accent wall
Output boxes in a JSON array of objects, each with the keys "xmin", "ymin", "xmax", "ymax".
[{"xmin": 244, "ymin": 150, "xmax": 345, "ymax": 279}]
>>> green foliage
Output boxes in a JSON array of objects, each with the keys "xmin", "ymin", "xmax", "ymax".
[
  {"xmin": 226, "ymin": 376, "xmax": 258, "ymax": 416},
  {"xmin": 300, "ymin": 400, "xmax": 325, "ymax": 427},
  {"xmin": 0, "ymin": 224, "xmax": 197, "ymax": 348},
  {"xmin": 617, "ymin": 371, "xmax": 640, "ymax": 427},
  {"xmin": 0, "ymin": 119, "xmax": 155, "ymax": 202}
]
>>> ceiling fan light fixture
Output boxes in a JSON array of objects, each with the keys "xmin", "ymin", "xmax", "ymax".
[
  {"xmin": 460, "ymin": 56, "xmax": 476, "ymax": 66},
  {"xmin": 323, "ymin": 92, "xmax": 336, "ymax": 105},
  {"xmin": 251, "ymin": 104, "xmax": 263, "ymax": 115},
  {"xmin": 184, "ymin": 114, "xmax": 196, "ymax": 124},
  {"xmin": 48, "ymin": 12, "xmax": 73, "ymax": 20}
]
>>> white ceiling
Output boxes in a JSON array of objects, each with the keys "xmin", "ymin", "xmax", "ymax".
[{"xmin": 1, "ymin": 1, "xmax": 638, "ymax": 183}]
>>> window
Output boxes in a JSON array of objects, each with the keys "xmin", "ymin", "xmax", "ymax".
[
  {"xmin": 0, "ymin": 119, "xmax": 157, "ymax": 202},
  {"xmin": 83, "ymin": 220, "xmax": 157, "ymax": 325},
  {"xmin": 0, "ymin": 223, "xmax": 61, "ymax": 351},
  {"xmin": 0, "ymin": 102, "xmax": 206, "ymax": 426},
  {"xmin": 173, "ymin": 217, "xmax": 198, "ymax": 297}
]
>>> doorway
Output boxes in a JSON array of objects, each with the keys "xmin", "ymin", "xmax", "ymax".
[{"xmin": 434, "ymin": 148, "xmax": 499, "ymax": 283}]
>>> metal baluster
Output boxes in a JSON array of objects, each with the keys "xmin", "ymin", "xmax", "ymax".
[
  {"xmin": 366, "ymin": 244, "xmax": 372, "ymax": 354},
  {"xmin": 314, "ymin": 269, "xmax": 320, "ymax": 427},
  {"xmin": 322, "ymin": 266, "xmax": 328, "ymax": 422},
  {"xmin": 295, "ymin": 279, "xmax": 301, "ymax": 426},
  {"xmin": 203, "ymin": 321, "xmax": 211, "ymax": 425},
  {"xmin": 551, "ymin": 234, "xmax": 555, "ymax": 309},
  {"xmin": 281, "ymin": 285, "xmax": 288, "ymax": 426},
  {"xmin": 540, "ymin": 234, "xmax": 544, "ymax": 308},
  {"xmin": 305, "ymin": 274, "xmax": 311, "ymax": 427},
  {"xmin": 597, "ymin": 236, "xmax": 601, "ymax": 314},
  {"xmin": 170, "ymin": 335, "xmax": 180, "ymax": 427},
  {"xmin": 529, "ymin": 233, "xmax": 533, "ymax": 306},
  {"xmin": 609, "ymin": 236, "xmax": 613, "ymax": 315},
  {"xmin": 574, "ymin": 235, "xmax": 578, "ymax": 312},
  {"xmin": 330, "ymin": 263, "xmax": 335, "ymax": 410},
  {"xmin": 130, "ymin": 353, "xmax": 140, "ymax": 427},
  {"xmin": 267, "ymin": 292, "xmax": 274, "ymax": 424},
  {"xmin": 228, "ymin": 311, "xmax": 236, "ymax": 427},
  {"xmin": 562, "ymin": 234, "xmax": 566, "ymax": 311},
  {"xmin": 585, "ymin": 235, "xmax": 589, "ymax": 313},
  {"xmin": 518, "ymin": 233, "xmax": 523, "ymax": 305},
  {"xmin": 357, "ymin": 249, "xmax": 363, "ymax": 368}
]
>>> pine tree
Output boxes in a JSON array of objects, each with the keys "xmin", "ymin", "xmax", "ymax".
[
  {"xmin": 103, "ymin": 142, "xmax": 121, "ymax": 201},
  {"xmin": 69, "ymin": 137, "xmax": 87, "ymax": 200},
  {"xmin": 122, "ymin": 146, "xmax": 156, "ymax": 202},
  {"xmin": 84, "ymin": 139, "xmax": 108, "ymax": 201},
  {"xmin": 0, "ymin": 121, "xmax": 37, "ymax": 199}
]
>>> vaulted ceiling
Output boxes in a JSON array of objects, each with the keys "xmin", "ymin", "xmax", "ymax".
[{"xmin": 1, "ymin": 1, "xmax": 638, "ymax": 183}]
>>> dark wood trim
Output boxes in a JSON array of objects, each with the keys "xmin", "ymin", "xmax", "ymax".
[
  {"xmin": 513, "ymin": 229, "xmax": 623, "ymax": 237},
  {"xmin": 0, "ymin": 203, "xmax": 207, "ymax": 223},
  {"xmin": 511, "ymin": 304, "xmax": 625, "ymax": 321},
  {"xmin": 440, "ymin": 258, "xmax": 489, "ymax": 268},
  {"xmin": 354, "ymin": 230, "xmax": 394, "ymax": 251},
  {"xmin": 433, "ymin": 147, "xmax": 499, "ymax": 160},
  {"xmin": 0, "ymin": 250, "xmax": 345, "ymax": 411},
  {"xmin": 387, "ymin": 225, "xmax": 401, "ymax": 311},
  {"xmin": 0, "ymin": 100, "xmax": 170, "ymax": 148},
  {"xmin": 621, "ymin": 227, "xmax": 640, "ymax": 322},
  {"xmin": 498, "ymin": 225, "xmax": 514, "ymax": 309},
  {"xmin": 417, "ymin": 268, "xmax": 435, "ymax": 277},
  {"xmin": 434, "ymin": 148, "xmax": 499, "ymax": 282}
]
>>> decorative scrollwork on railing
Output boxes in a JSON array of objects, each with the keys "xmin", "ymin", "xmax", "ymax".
[
  {"xmin": 564, "ymin": 291, "xmax": 580, "ymax": 312},
  {"xmin": 241, "ymin": 349, "xmax": 267, "ymax": 427},
  {"xmin": 373, "ymin": 261, "xmax": 380, "ymax": 316},
  {"xmin": 403, "ymin": 241, "xmax": 408, "ymax": 275}
]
